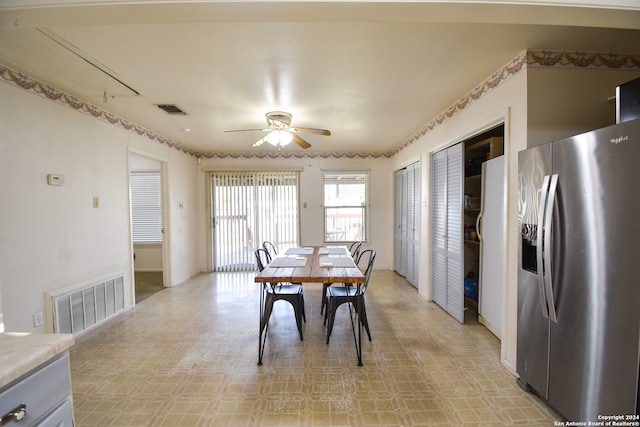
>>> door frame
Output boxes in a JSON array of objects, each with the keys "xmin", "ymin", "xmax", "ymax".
[
  {"xmin": 127, "ymin": 148, "xmax": 171, "ymax": 304},
  {"xmin": 426, "ymin": 111, "xmax": 510, "ymax": 361}
]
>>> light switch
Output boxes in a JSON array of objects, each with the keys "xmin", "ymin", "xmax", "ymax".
[
  {"xmin": 303, "ymin": 202, "xmax": 307, "ymax": 208},
  {"xmin": 93, "ymin": 197, "xmax": 99, "ymax": 208}
]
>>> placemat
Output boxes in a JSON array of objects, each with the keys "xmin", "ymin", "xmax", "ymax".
[
  {"xmin": 318, "ymin": 246, "xmax": 348, "ymax": 255},
  {"xmin": 284, "ymin": 247, "xmax": 314, "ymax": 255},
  {"xmin": 269, "ymin": 256, "xmax": 307, "ymax": 268},
  {"xmin": 319, "ymin": 256, "xmax": 355, "ymax": 267}
]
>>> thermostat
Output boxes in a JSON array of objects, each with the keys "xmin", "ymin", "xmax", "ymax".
[{"xmin": 47, "ymin": 174, "xmax": 65, "ymax": 186}]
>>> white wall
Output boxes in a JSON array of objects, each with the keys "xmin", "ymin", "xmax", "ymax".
[
  {"xmin": 389, "ymin": 62, "xmax": 640, "ymax": 375},
  {"xmin": 163, "ymin": 151, "xmax": 200, "ymax": 285},
  {"xmin": 133, "ymin": 245, "xmax": 162, "ymax": 271},
  {"xmin": 0, "ymin": 80, "xmax": 200, "ymax": 332},
  {"xmin": 197, "ymin": 156, "xmax": 393, "ymax": 272},
  {"xmin": 527, "ymin": 67, "xmax": 640, "ymax": 146},
  {"xmin": 391, "ymin": 69, "xmax": 528, "ymax": 374}
]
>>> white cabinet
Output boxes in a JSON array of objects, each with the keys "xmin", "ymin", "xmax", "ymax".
[
  {"xmin": 0, "ymin": 353, "xmax": 73, "ymax": 426},
  {"xmin": 394, "ymin": 161, "xmax": 420, "ymax": 287}
]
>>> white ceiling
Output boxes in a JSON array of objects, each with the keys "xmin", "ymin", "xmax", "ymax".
[{"xmin": 1, "ymin": 1, "xmax": 639, "ymax": 155}]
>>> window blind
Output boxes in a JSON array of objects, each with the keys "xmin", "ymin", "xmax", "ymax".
[
  {"xmin": 130, "ymin": 171, "xmax": 162, "ymax": 244},
  {"xmin": 211, "ymin": 171, "xmax": 300, "ymax": 272}
]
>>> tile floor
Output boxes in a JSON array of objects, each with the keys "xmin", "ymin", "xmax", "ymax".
[
  {"xmin": 134, "ymin": 271, "xmax": 164, "ymax": 303},
  {"xmin": 69, "ymin": 270, "xmax": 560, "ymax": 426}
]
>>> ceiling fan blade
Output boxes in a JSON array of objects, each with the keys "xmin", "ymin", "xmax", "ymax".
[
  {"xmin": 290, "ymin": 127, "xmax": 331, "ymax": 136},
  {"xmin": 252, "ymin": 135, "xmax": 269, "ymax": 147},
  {"xmin": 224, "ymin": 128, "xmax": 270, "ymax": 133},
  {"xmin": 292, "ymin": 133, "xmax": 312, "ymax": 149}
]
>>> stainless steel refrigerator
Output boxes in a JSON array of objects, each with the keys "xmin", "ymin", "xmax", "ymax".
[{"xmin": 517, "ymin": 118, "xmax": 640, "ymax": 422}]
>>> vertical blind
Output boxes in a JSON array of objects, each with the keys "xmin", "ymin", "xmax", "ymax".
[
  {"xmin": 323, "ymin": 171, "xmax": 368, "ymax": 242},
  {"xmin": 130, "ymin": 171, "xmax": 162, "ymax": 244},
  {"xmin": 211, "ymin": 171, "xmax": 300, "ymax": 272}
]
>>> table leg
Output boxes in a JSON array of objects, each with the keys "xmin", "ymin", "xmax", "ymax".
[
  {"xmin": 346, "ymin": 285, "xmax": 364, "ymax": 366},
  {"xmin": 356, "ymin": 291, "xmax": 363, "ymax": 366},
  {"xmin": 258, "ymin": 284, "xmax": 266, "ymax": 366}
]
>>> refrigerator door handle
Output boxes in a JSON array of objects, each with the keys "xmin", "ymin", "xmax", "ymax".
[
  {"xmin": 475, "ymin": 211, "xmax": 483, "ymax": 241},
  {"xmin": 543, "ymin": 174, "xmax": 559, "ymax": 323},
  {"xmin": 537, "ymin": 175, "xmax": 551, "ymax": 319}
]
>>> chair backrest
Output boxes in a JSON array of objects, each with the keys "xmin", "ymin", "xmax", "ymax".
[
  {"xmin": 255, "ymin": 248, "xmax": 281, "ymax": 291},
  {"xmin": 349, "ymin": 241, "xmax": 363, "ymax": 259},
  {"xmin": 262, "ymin": 241, "xmax": 278, "ymax": 259},
  {"xmin": 255, "ymin": 248, "xmax": 271, "ymax": 272},
  {"xmin": 356, "ymin": 249, "xmax": 376, "ymax": 294}
]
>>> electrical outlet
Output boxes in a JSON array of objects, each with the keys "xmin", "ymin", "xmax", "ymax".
[{"xmin": 33, "ymin": 312, "xmax": 43, "ymax": 328}]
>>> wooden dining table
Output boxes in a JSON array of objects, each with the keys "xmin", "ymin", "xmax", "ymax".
[{"xmin": 254, "ymin": 245, "xmax": 367, "ymax": 366}]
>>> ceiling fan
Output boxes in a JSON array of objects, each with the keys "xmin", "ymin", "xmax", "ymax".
[{"xmin": 224, "ymin": 111, "xmax": 331, "ymax": 149}]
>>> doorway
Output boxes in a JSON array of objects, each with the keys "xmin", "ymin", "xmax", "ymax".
[
  {"xmin": 129, "ymin": 152, "xmax": 167, "ymax": 303},
  {"xmin": 462, "ymin": 125, "xmax": 504, "ymax": 337},
  {"xmin": 209, "ymin": 171, "xmax": 300, "ymax": 272},
  {"xmin": 430, "ymin": 123, "xmax": 505, "ymax": 335}
]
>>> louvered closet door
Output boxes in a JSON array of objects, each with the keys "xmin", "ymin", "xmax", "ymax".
[
  {"xmin": 411, "ymin": 163, "xmax": 420, "ymax": 288},
  {"xmin": 432, "ymin": 143, "xmax": 464, "ymax": 322},
  {"xmin": 395, "ymin": 162, "xmax": 420, "ymax": 287},
  {"xmin": 445, "ymin": 143, "xmax": 464, "ymax": 323},
  {"xmin": 393, "ymin": 170, "xmax": 404, "ymax": 275},
  {"xmin": 406, "ymin": 162, "xmax": 418, "ymax": 287},
  {"xmin": 432, "ymin": 150, "xmax": 448, "ymax": 308}
]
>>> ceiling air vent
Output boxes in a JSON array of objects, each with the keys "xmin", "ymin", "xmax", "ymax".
[{"xmin": 156, "ymin": 104, "xmax": 187, "ymax": 115}]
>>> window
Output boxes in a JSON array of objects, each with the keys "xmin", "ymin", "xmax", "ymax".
[
  {"xmin": 323, "ymin": 171, "xmax": 368, "ymax": 242},
  {"xmin": 130, "ymin": 171, "xmax": 163, "ymax": 244}
]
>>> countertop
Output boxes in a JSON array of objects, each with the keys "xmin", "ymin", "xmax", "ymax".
[{"xmin": 0, "ymin": 332, "xmax": 75, "ymax": 388}]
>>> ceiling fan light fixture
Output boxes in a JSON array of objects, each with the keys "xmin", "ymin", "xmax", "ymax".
[
  {"xmin": 225, "ymin": 110, "xmax": 328, "ymax": 149},
  {"xmin": 266, "ymin": 130, "xmax": 293, "ymax": 147}
]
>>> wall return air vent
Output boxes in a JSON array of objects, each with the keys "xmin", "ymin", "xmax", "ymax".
[
  {"xmin": 48, "ymin": 272, "xmax": 126, "ymax": 337},
  {"xmin": 156, "ymin": 104, "xmax": 187, "ymax": 115}
]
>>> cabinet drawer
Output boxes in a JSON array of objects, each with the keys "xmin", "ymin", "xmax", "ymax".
[
  {"xmin": 36, "ymin": 400, "xmax": 73, "ymax": 427},
  {"xmin": 0, "ymin": 353, "xmax": 71, "ymax": 426}
]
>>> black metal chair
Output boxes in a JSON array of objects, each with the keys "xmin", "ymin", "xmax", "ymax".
[
  {"xmin": 349, "ymin": 241, "xmax": 363, "ymax": 259},
  {"xmin": 320, "ymin": 241, "xmax": 364, "ymax": 315},
  {"xmin": 255, "ymin": 248, "xmax": 306, "ymax": 343},
  {"xmin": 324, "ymin": 249, "xmax": 376, "ymax": 344},
  {"xmin": 262, "ymin": 241, "xmax": 278, "ymax": 260}
]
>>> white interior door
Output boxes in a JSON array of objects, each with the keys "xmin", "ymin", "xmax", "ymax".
[
  {"xmin": 432, "ymin": 144, "xmax": 464, "ymax": 322},
  {"xmin": 445, "ymin": 143, "xmax": 464, "ymax": 323},
  {"xmin": 478, "ymin": 156, "xmax": 505, "ymax": 337},
  {"xmin": 393, "ymin": 169, "xmax": 406, "ymax": 277},
  {"xmin": 406, "ymin": 162, "xmax": 419, "ymax": 288},
  {"xmin": 394, "ymin": 162, "xmax": 419, "ymax": 288},
  {"xmin": 432, "ymin": 150, "xmax": 447, "ymax": 308}
]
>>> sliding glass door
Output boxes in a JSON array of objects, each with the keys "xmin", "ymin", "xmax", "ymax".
[{"xmin": 211, "ymin": 171, "xmax": 300, "ymax": 271}]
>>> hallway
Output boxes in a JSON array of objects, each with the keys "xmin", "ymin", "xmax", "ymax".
[{"xmin": 69, "ymin": 270, "xmax": 559, "ymax": 426}]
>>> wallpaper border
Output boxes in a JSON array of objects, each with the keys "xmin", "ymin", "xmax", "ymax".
[{"xmin": 2, "ymin": 50, "xmax": 639, "ymax": 160}]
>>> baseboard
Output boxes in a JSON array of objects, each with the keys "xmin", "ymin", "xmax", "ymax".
[{"xmin": 478, "ymin": 315, "xmax": 501, "ymax": 339}]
